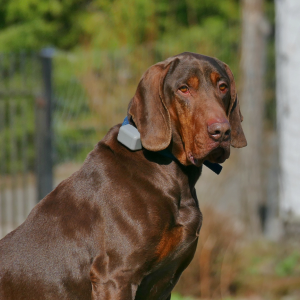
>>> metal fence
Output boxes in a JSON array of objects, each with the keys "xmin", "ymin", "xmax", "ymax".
[
  {"xmin": 0, "ymin": 48, "xmax": 151, "ymax": 238},
  {"xmin": 0, "ymin": 52, "xmax": 41, "ymax": 237}
]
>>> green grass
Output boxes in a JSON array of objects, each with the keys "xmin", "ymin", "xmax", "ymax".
[{"xmin": 171, "ymin": 293, "xmax": 195, "ymax": 300}]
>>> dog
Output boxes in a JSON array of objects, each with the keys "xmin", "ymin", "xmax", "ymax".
[{"xmin": 0, "ymin": 52, "xmax": 246, "ymax": 300}]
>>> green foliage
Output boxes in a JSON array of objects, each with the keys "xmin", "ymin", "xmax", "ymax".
[
  {"xmin": 0, "ymin": 0, "xmax": 87, "ymax": 52},
  {"xmin": 275, "ymin": 252, "xmax": 300, "ymax": 277},
  {"xmin": 231, "ymin": 241, "xmax": 300, "ymax": 298},
  {"xmin": 0, "ymin": 52, "xmax": 39, "ymax": 174},
  {"xmin": 81, "ymin": 0, "xmax": 241, "ymax": 56},
  {"xmin": 171, "ymin": 293, "xmax": 194, "ymax": 300},
  {"xmin": 0, "ymin": 96, "xmax": 36, "ymax": 173},
  {"xmin": 0, "ymin": 0, "xmax": 240, "ymax": 54}
]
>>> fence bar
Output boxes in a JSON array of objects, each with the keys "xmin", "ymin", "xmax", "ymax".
[
  {"xmin": 21, "ymin": 101, "xmax": 29, "ymax": 217},
  {"xmin": 0, "ymin": 101, "xmax": 6, "ymax": 237},
  {"xmin": 36, "ymin": 48, "xmax": 54, "ymax": 202},
  {"xmin": 9, "ymin": 100, "xmax": 18, "ymax": 229},
  {"xmin": 20, "ymin": 53, "xmax": 29, "ymax": 219},
  {"xmin": 8, "ymin": 53, "xmax": 18, "ymax": 229}
]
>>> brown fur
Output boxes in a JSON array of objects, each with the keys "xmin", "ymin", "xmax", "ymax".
[{"xmin": 0, "ymin": 52, "xmax": 246, "ymax": 300}]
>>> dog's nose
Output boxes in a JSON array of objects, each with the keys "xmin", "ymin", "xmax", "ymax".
[{"xmin": 207, "ymin": 122, "xmax": 231, "ymax": 142}]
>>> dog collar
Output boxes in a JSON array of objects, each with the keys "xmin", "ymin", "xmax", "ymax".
[{"xmin": 118, "ymin": 117, "xmax": 222, "ymax": 175}]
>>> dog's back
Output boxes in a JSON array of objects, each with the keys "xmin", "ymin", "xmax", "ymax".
[
  {"xmin": 0, "ymin": 169, "xmax": 95, "ymax": 299},
  {"xmin": 0, "ymin": 128, "xmax": 120, "ymax": 299}
]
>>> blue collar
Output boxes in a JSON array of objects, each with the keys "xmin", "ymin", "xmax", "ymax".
[
  {"xmin": 122, "ymin": 117, "xmax": 222, "ymax": 175},
  {"xmin": 122, "ymin": 117, "xmax": 130, "ymax": 126}
]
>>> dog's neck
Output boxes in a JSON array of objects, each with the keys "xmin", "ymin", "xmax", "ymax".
[{"xmin": 124, "ymin": 115, "xmax": 222, "ymax": 175}]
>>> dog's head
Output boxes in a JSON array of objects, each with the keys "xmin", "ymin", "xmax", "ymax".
[{"xmin": 128, "ymin": 52, "xmax": 247, "ymax": 167}]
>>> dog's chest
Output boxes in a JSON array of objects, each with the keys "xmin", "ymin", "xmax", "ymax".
[
  {"xmin": 157, "ymin": 192, "xmax": 201, "ymax": 261},
  {"xmin": 135, "ymin": 197, "xmax": 201, "ymax": 300},
  {"xmin": 147, "ymin": 165, "xmax": 202, "ymax": 261}
]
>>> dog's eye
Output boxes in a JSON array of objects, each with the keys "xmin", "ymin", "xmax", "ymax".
[
  {"xmin": 219, "ymin": 83, "xmax": 227, "ymax": 92},
  {"xmin": 179, "ymin": 86, "xmax": 189, "ymax": 93}
]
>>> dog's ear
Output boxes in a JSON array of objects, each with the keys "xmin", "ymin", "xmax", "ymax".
[
  {"xmin": 128, "ymin": 58, "xmax": 179, "ymax": 151},
  {"xmin": 223, "ymin": 63, "xmax": 247, "ymax": 148}
]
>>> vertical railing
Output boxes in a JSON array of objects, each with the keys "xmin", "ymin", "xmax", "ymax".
[
  {"xmin": 0, "ymin": 79, "xmax": 5, "ymax": 236},
  {"xmin": 20, "ymin": 52, "xmax": 29, "ymax": 218},
  {"xmin": 36, "ymin": 48, "xmax": 54, "ymax": 202}
]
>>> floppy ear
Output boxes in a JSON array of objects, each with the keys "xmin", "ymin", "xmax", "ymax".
[
  {"xmin": 128, "ymin": 58, "xmax": 179, "ymax": 151},
  {"xmin": 223, "ymin": 64, "xmax": 247, "ymax": 148}
]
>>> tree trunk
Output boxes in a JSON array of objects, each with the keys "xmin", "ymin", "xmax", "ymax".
[
  {"xmin": 276, "ymin": 0, "xmax": 300, "ymax": 221},
  {"xmin": 239, "ymin": 0, "xmax": 269, "ymax": 236}
]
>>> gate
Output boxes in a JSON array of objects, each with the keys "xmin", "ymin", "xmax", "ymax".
[
  {"xmin": 0, "ymin": 49, "xmax": 101, "ymax": 238},
  {"xmin": 0, "ymin": 52, "xmax": 41, "ymax": 237},
  {"xmin": 0, "ymin": 47, "xmax": 159, "ymax": 238}
]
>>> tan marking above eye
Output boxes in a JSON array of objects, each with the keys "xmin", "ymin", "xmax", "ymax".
[
  {"xmin": 210, "ymin": 72, "xmax": 220, "ymax": 85},
  {"xmin": 187, "ymin": 76, "xmax": 199, "ymax": 89}
]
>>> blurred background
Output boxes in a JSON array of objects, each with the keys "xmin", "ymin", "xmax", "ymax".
[{"xmin": 0, "ymin": 0, "xmax": 300, "ymax": 299}]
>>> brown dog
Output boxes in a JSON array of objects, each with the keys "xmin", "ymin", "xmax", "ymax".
[{"xmin": 0, "ymin": 52, "xmax": 246, "ymax": 300}]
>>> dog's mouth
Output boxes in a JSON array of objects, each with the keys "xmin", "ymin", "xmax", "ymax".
[
  {"xmin": 188, "ymin": 144, "xmax": 230, "ymax": 167},
  {"xmin": 205, "ymin": 147, "xmax": 230, "ymax": 164}
]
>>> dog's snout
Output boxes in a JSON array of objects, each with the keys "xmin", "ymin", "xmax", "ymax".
[{"xmin": 207, "ymin": 122, "xmax": 231, "ymax": 142}]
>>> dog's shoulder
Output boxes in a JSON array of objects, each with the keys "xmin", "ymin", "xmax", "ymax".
[{"xmin": 83, "ymin": 124, "xmax": 138, "ymax": 172}]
